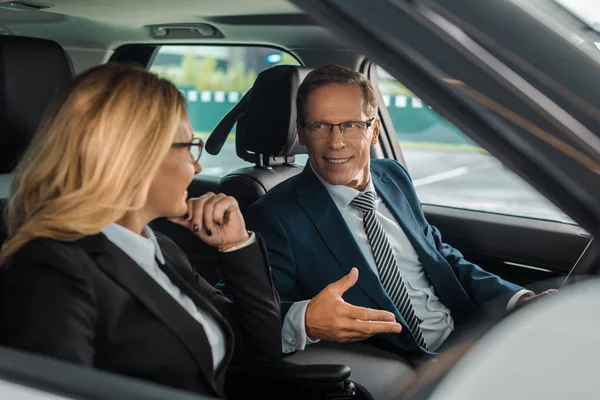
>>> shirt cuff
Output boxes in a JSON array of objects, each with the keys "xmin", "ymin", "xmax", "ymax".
[
  {"xmin": 506, "ymin": 289, "xmax": 535, "ymax": 311},
  {"xmin": 221, "ymin": 232, "xmax": 256, "ymax": 253},
  {"xmin": 281, "ymin": 300, "xmax": 321, "ymax": 353}
]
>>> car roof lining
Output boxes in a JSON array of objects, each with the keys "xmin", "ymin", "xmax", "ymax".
[{"xmin": 0, "ymin": 0, "xmax": 348, "ymax": 52}]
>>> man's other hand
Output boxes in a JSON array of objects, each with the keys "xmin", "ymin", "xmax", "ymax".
[
  {"xmin": 516, "ymin": 289, "xmax": 558, "ymax": 308},
  {"xmin": 305, "ymin": 268, "xmax": 403, "ymax": 342}
]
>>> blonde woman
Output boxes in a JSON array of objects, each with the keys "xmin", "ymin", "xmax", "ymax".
[{"xmin": 0, "ymin": 63, "xmax": 281, "ymax": 397}]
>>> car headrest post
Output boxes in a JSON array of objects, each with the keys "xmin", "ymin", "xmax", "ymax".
[{"xmin": 205, "ymin": 91, "xmax": 249, "ymax": 155}]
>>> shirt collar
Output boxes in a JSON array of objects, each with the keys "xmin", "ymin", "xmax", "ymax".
[
  {"xmin": 101, "ymin": 222, "xmax": 166, "ymax": 267},
  {"xmin": 309, "ymin": 161, "xmax": 376, "ymax": 209}
]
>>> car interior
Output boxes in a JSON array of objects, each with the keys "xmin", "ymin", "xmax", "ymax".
[{"xmin": 1, "ymin": 0, "xmax": 599, "ymax": 398}]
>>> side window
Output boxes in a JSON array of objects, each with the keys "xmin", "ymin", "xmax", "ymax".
[
  {"xmin": 376, "ymin": 66, "xmax": 574, "ymax": 224},
  {"xmin": 150, "ymin": 46, "xmax": 303, "ymax": 177}
]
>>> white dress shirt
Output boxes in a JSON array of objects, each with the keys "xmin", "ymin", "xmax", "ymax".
[
  {"xmin": 281, "ymin": 164, "xmax": 531, "ymax": 353},
  {"xmin": 102, "ymin": 223, "xmax": 254, "ymax": 370}
]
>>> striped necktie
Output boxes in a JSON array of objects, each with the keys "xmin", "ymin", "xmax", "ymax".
[{"xmin": 350, "ymin": 191, "xmax": 427, "ymax": 349}]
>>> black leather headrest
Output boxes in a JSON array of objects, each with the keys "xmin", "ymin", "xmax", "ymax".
[
  {"xmin": 0, "ymin": 35, "xmax": 74, "ymax": 173},
  {"xmin": 237, "ymin": 65, "xmax": 312, "ymax": 161}
]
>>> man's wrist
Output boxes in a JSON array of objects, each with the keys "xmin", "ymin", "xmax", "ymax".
[
  {"xmin": 516, "ymin": 292, "xmax": 535, "ymax": 305},
  {"xmin": 304, "ymin": 300, "xmax": 320, "ymax": 343},
  {"xmin": 305, "ymin": 299, "xmax": 315, "ymax": 340},
  {"xmin": 506, "ymin": 289, "xmax": 535, "ymax": 311},
  {"xmin": 282, "ymin": 300, "xmax": 320, "ymax": 353}
]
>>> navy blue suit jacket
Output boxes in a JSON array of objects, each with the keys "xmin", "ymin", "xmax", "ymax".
[{"xmin": 246, "ymin": 159, "xmax": 523, "ymax": 355}]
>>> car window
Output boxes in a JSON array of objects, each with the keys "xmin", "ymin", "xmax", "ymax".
[
  {"xmin": 150, "ymin": 45, "xmax": 306, "ymax": 177},
  {"xmin": 376, "ymin": 66, "xmax": 575, "ymax": 224},
  {"xmin": 0, "ymin": 380, "xmax": 75, "ymax": 400}
]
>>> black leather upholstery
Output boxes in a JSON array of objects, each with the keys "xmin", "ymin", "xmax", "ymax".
[
  {"xmin": 219, "ymin": 66, "xmax": 312, "ymax": 214},
  {"xmin": 220, "ymin": 165, "xmax": 305, "ymax": 216},
  {"xmin": 237, "ymin": 65, "xmax": 310, "ymax": 160},
  {"xmin": 0, "ymin": 35, "xmax": 74, "ymax": 248},
  {"xmin": 0, "ymin": 35, "xmax": 74, "ymax": 173}
]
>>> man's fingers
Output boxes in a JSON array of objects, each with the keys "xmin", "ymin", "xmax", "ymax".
[
  {"xmin": 327, "ymin": 268, "xmax": 359, "ymax": 296},
  {"xmin": 344, "ymin": 319, "xmax": 403, "ymax": 335},
  {"xmin": 343, "ymin": 304, "xmax": 396, "ymax": 322},
  {"xmin": 337, "ymin": 332, "xmax": 373, "ymax": 342}
]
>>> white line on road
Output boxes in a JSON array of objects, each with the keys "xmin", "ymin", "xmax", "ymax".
[{"xmin": 413, "ymin": 166, "xmax": 470, "ymax": 187}]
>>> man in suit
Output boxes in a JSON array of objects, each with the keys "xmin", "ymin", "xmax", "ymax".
[{"xmin": 246, "ymin": 65, "xmax": 555, "ymax": 359}]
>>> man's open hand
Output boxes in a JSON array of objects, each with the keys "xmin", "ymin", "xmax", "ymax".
[
  {"xmin": 516, "ymin": 289, "xmax": 558, "ymax": 308},
  {"xmin": 305, "ymin": 268, "xmax": 403, "ymax": 342}
]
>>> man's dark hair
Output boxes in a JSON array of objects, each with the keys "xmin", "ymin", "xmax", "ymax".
[{"xmin": 296, "ymin": 65, "xmax": 379, "ymax": 126}]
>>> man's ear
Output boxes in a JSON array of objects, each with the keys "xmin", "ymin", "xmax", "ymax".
[
  {"xmin": 371, "ymin": 117, "xmax": 381, "ymax": 145},
  {"xmin": 297, "ymin": 120, "xmax": 306, "ymax": 146}
]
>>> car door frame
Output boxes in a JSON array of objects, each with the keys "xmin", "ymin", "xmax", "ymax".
[{"xmin": 290, "ymin": 0, "xmax": 600, "ymax": 284}]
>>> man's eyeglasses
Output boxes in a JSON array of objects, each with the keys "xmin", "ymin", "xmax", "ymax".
[
  {"xmin": 303, "ymin": 117, "xmax": 377, "ymax": 139},
  {"xmin": 172, "ymin": 137, "xmax": 204, "ymax": 164}
]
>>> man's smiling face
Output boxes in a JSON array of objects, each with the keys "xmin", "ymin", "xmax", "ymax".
[{"xmin": 298, "ymin": 83, "xmax": 380, "ymax": 191}]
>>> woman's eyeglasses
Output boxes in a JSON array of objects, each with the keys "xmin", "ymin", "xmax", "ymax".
[{"xmin": 172, "ymin": 137, "xmax": 204, "ymax": 164}]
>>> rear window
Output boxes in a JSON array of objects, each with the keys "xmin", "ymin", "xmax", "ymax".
[{"xmin": 150, "ymin": 45, "xmax": 304, "ymax": 176}]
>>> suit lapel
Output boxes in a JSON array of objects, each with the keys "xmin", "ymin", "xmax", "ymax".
[
  {"xmin": 295, "ymin": 167, "xmax": 402, "ymax": 318},
  {"xmin": 372, "ymin": 168, "xmax": 473, "ymax": 314},
  {"xmin": 78, "ymin": 234, "xmax": 220, "ymax": 394},
  {"xmin": 157, "ymin": 251, "xmax": 235, "ymax": 383},
  {"xmin": 372, "ymin": 169, "xmax": 429, "ymax": 256}
]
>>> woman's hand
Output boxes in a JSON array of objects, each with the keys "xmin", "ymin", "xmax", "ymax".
[{"xmin": 169, "ymin": 193, "xmax": 250, "ymax": 251}]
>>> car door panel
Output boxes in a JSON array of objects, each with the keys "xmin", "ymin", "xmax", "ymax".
[{"xmin": 423, "ymin": 205, "xmax": 588, "ymax": 286}]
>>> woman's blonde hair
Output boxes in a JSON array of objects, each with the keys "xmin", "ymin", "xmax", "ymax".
[{"xmin": 0, "ymin": 62, "xmax": 186, "ymax": 263}]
